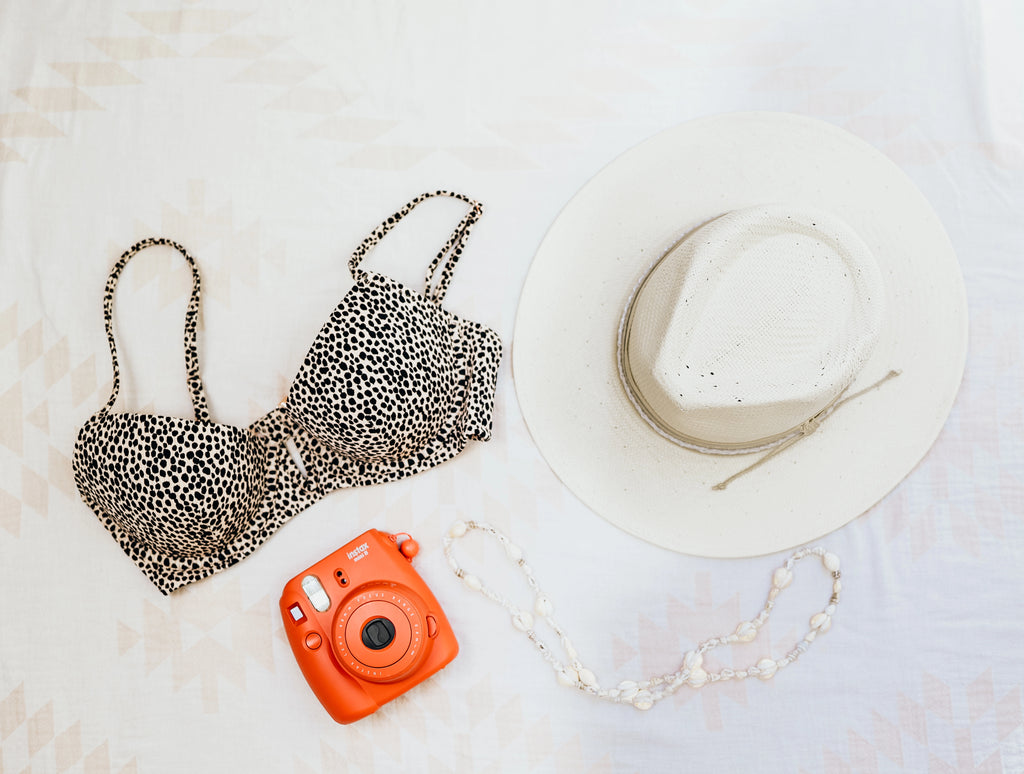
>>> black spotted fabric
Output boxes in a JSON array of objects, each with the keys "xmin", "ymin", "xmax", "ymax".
[
  {"xmin": 75, "ymin": 413, "xmax": 268, "ymax": 558},
  {"xmin": 73, "ymin": 194, "xmax": 501, "ymax": 595}
]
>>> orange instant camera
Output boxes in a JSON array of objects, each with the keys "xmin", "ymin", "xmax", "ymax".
[{"xmin": 280, "ymin": 529, "xmax": 458, "ymax": 724}]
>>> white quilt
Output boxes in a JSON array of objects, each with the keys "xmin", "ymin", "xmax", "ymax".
[{"xmin": 1, "ymin": 1, "xmax": 1022, "ymax": 772}]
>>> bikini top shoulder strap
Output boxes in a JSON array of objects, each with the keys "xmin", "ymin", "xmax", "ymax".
[
  {"xmin": 100, "ymin": 237, "xmax": 211, "ymax": 422},
  {"xmin": 347, "ymin": 190, "xmax": 484, "ymax": 303}
]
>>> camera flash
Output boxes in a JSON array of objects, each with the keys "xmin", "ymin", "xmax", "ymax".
[{"xmin": 301, "ymin": 575, "xmax": 331, "ymax": 612}]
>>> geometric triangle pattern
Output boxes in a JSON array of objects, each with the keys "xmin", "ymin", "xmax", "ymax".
[
  {"xmin": 0, "ymin": 684, "xmax": 137, "ymax": 774},
  {"xmin": 116, "ymin": 581, "xmax": 275, "ymax": 714},
  {"xmin": 820, "ymin": 669, "xmax": 1024, "ymax": 773}
]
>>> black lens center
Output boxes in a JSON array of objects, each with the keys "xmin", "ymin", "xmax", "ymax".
[{"xmin": 361, "ymin": 617, "xmax": 396, "ymax": 650}]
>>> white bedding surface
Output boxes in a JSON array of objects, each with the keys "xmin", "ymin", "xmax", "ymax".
[{"xmin": 1, "ymin": 1, "xmax": 1022, "ymax": 772}]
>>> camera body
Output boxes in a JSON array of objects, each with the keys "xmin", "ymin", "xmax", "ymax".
[{"xmin": 280, "ymin": 529, "xmax": 458, "ymax": 724}]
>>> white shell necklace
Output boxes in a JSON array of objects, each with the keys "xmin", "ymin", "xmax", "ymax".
[{"xmin": 443, "ymin": 520, "xmax": 842, "ymax": 711}]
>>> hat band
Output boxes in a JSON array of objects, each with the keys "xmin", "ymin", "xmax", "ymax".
[
  {"xmin": 618, "ymin": 311, "xmax": 836, "ymax": 456},
  {"xmin": 617, "ymin": 264, "xmax": 900, "ymax": 488}
]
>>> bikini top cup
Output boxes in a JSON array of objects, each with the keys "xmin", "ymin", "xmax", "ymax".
[{"xmin": 73, "ymin": 192, "xmax": 501, "ymax": 594}]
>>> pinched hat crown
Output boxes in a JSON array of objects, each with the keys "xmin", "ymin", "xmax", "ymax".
[{"xmin": 619, "ymin": 205, "xmax": 884, "ymax": 452}]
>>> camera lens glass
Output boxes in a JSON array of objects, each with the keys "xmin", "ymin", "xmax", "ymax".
[{"xmin": 361, "ymin": 617, "xmax": 396, "ymax": 650}]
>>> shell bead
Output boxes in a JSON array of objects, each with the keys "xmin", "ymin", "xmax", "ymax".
[
  {"xmin": 512, "ymin": 611, "xmax": 534, "ymax": 631},
  {"xmin": 448, "ymin": 520, "xmax": 468, "ymax": 538},
  {"xmin": 810, "ymin": 613, "xmax": 831, "ymax": 632},
  {"xmin": 534, "ymin": 595, "xmax": 554, "ymax": 617},
  {"xmin": 463, "ymin": 574, "xmax": 481, "ymax": 591},
  {"xmin": 823, "ymin": 552, "xmax": 841, "ymax": 572},
  {"xmin": 756, "ymin": 659, "xmax": 778, "ymax": 680},
  {"xmin": 688, "ymin": 667, "xmax": 708, "ymax": 688},
  {"xmin": 561, "ymin": 636, "xmax": 578, "ymax": 660},
  {"xmin": 557, "ymin": 669, "xmax": 578, "ymax": 687},
  {"xmin": 578, "ymin": 668, "xmax": 598, "ymax": 687},
  {"xmin": 772, "ymin": 567, "xmax": 793, "ymax": 589},
  {"xmin": 505, "ymin": 543, "xmax": 523, "ymax": 561},
  {"xmin": 683, "ymin": 651, "xmax": 703, "ymax": 670},
  {"xmin": 632, "ymin": 691, "xmax": 654, "ymax": 710},
  {"xmin": 735, "ymin": 622, "xmax": 757, "ymax": 642}
]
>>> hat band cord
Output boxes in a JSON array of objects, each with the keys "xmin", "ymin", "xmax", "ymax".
[
  {"xmin": 444, "ymin": 519, "xmax": 843, "ymax": 711},
  {"xmin": 708, "ymin": 369, "xmax": 900, "ymax": 490},
  {"xmin": 616, "ymin": 263, "xmax": 900, "ymax": 489}
]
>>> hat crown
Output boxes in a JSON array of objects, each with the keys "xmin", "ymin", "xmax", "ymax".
[{"xmin": 622, "ymin": 205, "xmax": 884, "ymax": 449}]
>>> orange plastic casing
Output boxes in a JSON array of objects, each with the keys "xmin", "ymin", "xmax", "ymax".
[{"xmin": 279, "ymin": 529, "xmax": 459, "ymax": 724}]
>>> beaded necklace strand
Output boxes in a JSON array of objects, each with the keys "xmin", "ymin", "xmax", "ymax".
[{"xmin": 443, "ymin": 520, "xmax": 841, "ymax": 710}]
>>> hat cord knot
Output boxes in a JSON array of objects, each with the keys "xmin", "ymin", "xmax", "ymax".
[{"xmin": 712, "ymin": 369, "xmax": 901, "ymax": 491}]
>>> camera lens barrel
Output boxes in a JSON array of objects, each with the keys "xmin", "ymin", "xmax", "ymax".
[{"xmin": 361, "ymin": 617, "xmax": 396, "ymax": 650}]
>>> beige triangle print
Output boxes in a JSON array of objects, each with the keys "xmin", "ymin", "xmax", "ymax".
[
  {"xmin": 13, "ymin": 88, "xmax": 103, "ymax": 113},
  {"xmin": 84, "ymin": 741, "xmax": 110, "ymax": 773},
  {"xmin": 266, "ymin": 88, "xmax": 353, "ymax": 114},
  {"xmin": 968, "ymin": 669, "xmax": 996, "ymax": 723},
  {"xmin": 0, "ymin": 383, "xmax": 23, "ymax": 455},
  {"xmin": 229, "ymin": 59, "xmax": 322, "ymax": 86},
  {"xmin": 20, "ymin": 466, "xmax": 48, "ymax": 517},
  {"xmin": 70, "ymin": 355, "xmax": 97, "ymax": 408},
  {"xmin": 819, "ymin": 667, "xmax": 1024, "ymax": 772},
  {"xmin": 0, "ymin": 113, "xmax": 63, "ymax": 138},
  {"xmin": 43, "ymin": 449, "xmax": 73, "ymax": 509},
  {"xmin": 116, "ymin": 622, "xmax": 141, "ymax": 656},
  {"xmin": 0, "ymin": 685, "xmax": 136, "ymax": 773},
  {"xmin": 126, "ymin": 10, "xmax": 251, "ymax": 35},
  {"xmin": 49, "ymin": 61, "xmax": 141, "ymax": 86},
  {"xmin": 17, "ymin": 321, "xmax": 43, "ymax": 371},
  {"xmin": 43, "ymin": 337, "xmax": 69, "ymax": 389},
  {"xmin": 122, "ymin": 585, "xmax": 274, "ymax": 714},
  {"xmin": 0, "ymin": 487, "xmax": 20, "ymax": 537},
  {"xmin": 27, "ymin": 701, "xmax": 53, "ymax": 756},
  {"xmin": 54, "ymin": 721, "xmax": 82, "ymax": 772},
  {"xmin": 446, "ymin": 146, "xmax": 539, "ymax": 171},
  {"xmin": 339, "ymin": 145, "xmax": 433, "ymax": 170},
  {"xmin": 87, "ymin": 37, "xmax": 179, "ymax": 60},
  {"xmin": 191, "ymin": 35, "xmax": 285, "ymax": 59},
  {"xmin": 485, "ymin": 120, "xmax": 575, "ymax": 145},
  {"xmin": 304, "ymin": 116, "xmax": 397, "ymax": 142},
  {"xmin": 0, "ymin": 304, "xmax": 15, "ymax": 349},
  {"xmin": 0, "ymin": 684, "xmax": 26, "ymax": 741},
  {"xmin": 899, "ymin": 693, "xmax": 928, "ymax": 745},
  {"xmin": 0, "ymin": 142, "xmax": 25, "ymax": 163}
]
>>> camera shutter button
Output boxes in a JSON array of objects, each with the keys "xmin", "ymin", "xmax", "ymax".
[
  {"xmin": 304, "ymin": 632, "xmax": 322, "ymax": 650},
  {"xmin": 426, "ymin": 615, "xmax": 438, "ymax": 638}
]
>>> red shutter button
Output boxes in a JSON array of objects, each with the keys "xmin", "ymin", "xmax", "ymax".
[
  {"xmin": 426, "ymin": 615, "xmax": 438, "ymax": 638},
  {"xmin": 304, "ymin": 632, "xmax": 322, "ymax": 650}
]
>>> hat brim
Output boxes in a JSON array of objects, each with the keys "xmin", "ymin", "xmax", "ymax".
[{"xmin": 512, "ymin": 112, "xmax": 968, "ymax": 558}]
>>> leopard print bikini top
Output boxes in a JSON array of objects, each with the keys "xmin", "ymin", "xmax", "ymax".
[{"xmin": 73, "ymin": 191, "xmax": 501, "ymax": 594}]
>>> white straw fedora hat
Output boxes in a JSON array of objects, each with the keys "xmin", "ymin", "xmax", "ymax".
[{"xmin": 513, "ymin": 112, "xmax": 968, "ymax": 558}]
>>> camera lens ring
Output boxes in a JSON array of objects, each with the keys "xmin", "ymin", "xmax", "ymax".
[{"xmin": 332, "ymin": 585, "xmax": 430, "ymax": 682}]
